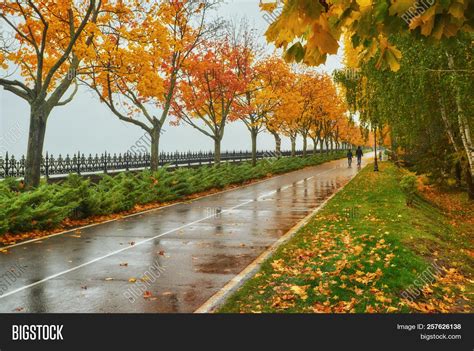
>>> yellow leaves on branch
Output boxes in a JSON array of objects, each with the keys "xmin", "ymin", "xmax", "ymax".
[
  {"xmin": 261, "ymin": 0, "xmax": 472, "ymax": 72},
  {"xmin": 264, "ymin": 68, "xmax": 358, "ymax": 145},
  {"xmin": 259, "ymin": 1, "xmax": 279, "ymax": 12},
  {"xmin": 136, "ymin": 73, "xmax": 165, "ymax": 101},
  {"xmin": 0, "ymin": 0, "xmax": 132, "ymax": 89},
  {"xmin": 376, "ymin": 37, "xmax": 402, "ymax": 72},
  {"xmin": 356, "ymin": 0, "xmax": 372, "ymax": 7},
  {"xmin": 388, "ymin": 0, "xmax": 417, "ymax": 16},
  {"xmin": 308, "ymin": 14, "xmax": 339, "ymax": 55},
  {"xmin": 0, "ymin": 0, "xmax": 203, "ymax": 100},
  {"xmin": 172, "ymin": 36, "xmax": 251, "ymax": 129}
]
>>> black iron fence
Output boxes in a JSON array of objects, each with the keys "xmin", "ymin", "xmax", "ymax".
[{"xmin": 0, "ymin": 149, "xmax": 329, "ymax": 179}]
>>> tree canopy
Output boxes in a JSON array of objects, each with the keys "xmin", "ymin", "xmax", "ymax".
[{"xmin": 260, "ymin": 0, "xmax": 473, "ymax": 70}]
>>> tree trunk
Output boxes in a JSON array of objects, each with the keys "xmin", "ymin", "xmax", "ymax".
[
  {"xmin": 455, "ymin": 92, "xmax": 474, "ymax": 189},
  {"xmin": 271, "ymin": 131, "xmax": 281, "ymax": 157},
  {"xmin": 325, "ymin": 138, "xmax": 329, "ymax": 154},
  {"xmin": 439, "ymin": 88, "xmax": 461, "ymax": 154},
  {"xmin": 302, "ymin": 135, "xmax": 307, "ymax": 157},
  {"xmin": 447, "ymin": 53, "xmax": 474, "ymax": 196},
  {"xmin": 455, "ymin": 161, "xmax": 462, "ymax": 187},
  {"xmin": 25, "ymin": 107, "xmax": 48, "ymax": 187},
  {"xmin": 214, "ymin": 138, "xmax": 221, "ymax": 165},
  {"xmin": 466, "ymin": 165, "xmax": 474, "ymax": 200},
  {"xmin": 251, "ymin": 128, "xmax": 258, "ymax": 167},
  {"xmin": 150, "ymin": 126, "xmax": 161, "ymax": 171},
  {"xmin": 290, "ymin": 136, "xmax": 296, "ymax": 157},
  {"xmin": 374, "ymin": 128, "xmax": 379, "ymax": 171},
  {"xmin": 436, "ymin": 72, "xmax": 460, "ymax": 154},
  {"xmin": 312, "ymin": 138, "xmax": 317, "ymax": 155}
]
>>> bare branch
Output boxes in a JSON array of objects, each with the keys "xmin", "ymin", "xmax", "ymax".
[
  {"xmin": 0, "ymin": 78, "xmax": 32, "ymax": 101},
  {"xmin": 55, "ymin": 80, "xmax": 79, "ymax": 106}
]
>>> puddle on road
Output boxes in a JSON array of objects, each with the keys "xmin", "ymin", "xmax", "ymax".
[{"xmin": 195, "ymin": 253, "xmax": 254, "ymax": 274}]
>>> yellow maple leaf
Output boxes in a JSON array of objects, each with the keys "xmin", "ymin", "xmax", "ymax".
[
  {"xmin": 389, "ymin": 0, "xmax": 417, "ymax": 16},
  {"xmin": 353, "ymin": 245, "xmax": 364, "ymax": 255},
  {"xmin": 376, "ymin": 37, "xmax": 402, "ymax": 71},
  {"xmin": 419, "ymin": 6, "xmax": 437, "ymax": 36},
  {"xmin": 309, "ymin": 17, "xmax": 339, "ymax": 55},
  {"xmin": 260, "ymin": 0, "xmax": 278, "ymax": 12},
  {"xmin": 356, "ymin": 0, "xmax": 372, "ymax": 7},
  {"xmin": 448, "ymin": 2, "xmax": 466, "ymax": 19},
  {"xmin": 385, "ymin": 46, "xmax": 402, "ymax": 71}
]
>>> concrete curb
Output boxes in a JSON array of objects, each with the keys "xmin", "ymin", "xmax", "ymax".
[{"xmin": 194, "ymin": 161, "xmax": 370, "ymax": 313}]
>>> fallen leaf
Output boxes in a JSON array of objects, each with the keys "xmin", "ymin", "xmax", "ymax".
[{"xmin": 290, "ymin": 285, "xmax": 309, "ymax": 300}]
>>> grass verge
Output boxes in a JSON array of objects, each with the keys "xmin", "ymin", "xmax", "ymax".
[{"xmin": 218, "ymin": 162, "xmax": 473, "ymax": 313}]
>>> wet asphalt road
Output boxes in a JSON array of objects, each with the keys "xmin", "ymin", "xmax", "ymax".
[{"xmin": 0, "ymin": 155, "xmax": 371, "ymax": 313}]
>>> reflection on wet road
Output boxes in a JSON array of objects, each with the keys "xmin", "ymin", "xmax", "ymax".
[{"xmin": 0, "ymin": 155, "xmax": 370, "ymax": 312}]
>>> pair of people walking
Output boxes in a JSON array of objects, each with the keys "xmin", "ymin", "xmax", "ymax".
[{"xmin": 347, "ymin": 146, "xmax": 363, "ymax": 168}]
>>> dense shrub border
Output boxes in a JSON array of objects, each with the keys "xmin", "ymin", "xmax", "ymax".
[{"xmin": 0, "ymin": 152, "xmax": 345, "ymax": 236}]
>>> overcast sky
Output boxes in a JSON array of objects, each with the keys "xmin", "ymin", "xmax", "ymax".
[{"xmin": 0, "ymin": 0, "xmax": 344, "ymax": 157}]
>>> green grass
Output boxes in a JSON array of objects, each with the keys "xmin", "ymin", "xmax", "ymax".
[{"xmin": 218, "ymin": 162, "xmax": 473, "ymax": 313}]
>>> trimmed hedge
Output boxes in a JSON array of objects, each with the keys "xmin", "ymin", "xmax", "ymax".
[{"xmin": 0, "ymin": 152, "xmax": 344, "ymax": 235}]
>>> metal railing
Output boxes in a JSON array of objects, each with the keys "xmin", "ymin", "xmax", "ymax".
[{"xmin": 0, "ymin": 149, "xmax": 333, "ymax": 179}]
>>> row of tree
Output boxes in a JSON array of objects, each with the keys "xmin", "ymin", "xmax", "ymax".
[
  {"xmin": 334, "ymin": 32, "xmax": 473, "ymax": 199},
  {"xmin": 0, "ymin": 0, "xmax": 367, "ymax": 187},
  {"xmin": 259, "ymin": 0, "xmax": 472, "ymax": 199}
]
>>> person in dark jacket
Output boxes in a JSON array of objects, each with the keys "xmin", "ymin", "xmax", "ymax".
[
  {"xmin": 356, "ymin": 146, "xmax": 363, "ymax": 167},
  {"xmin": 346, "ymin": 149, "xmax": 353, "ymax": 167}
]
